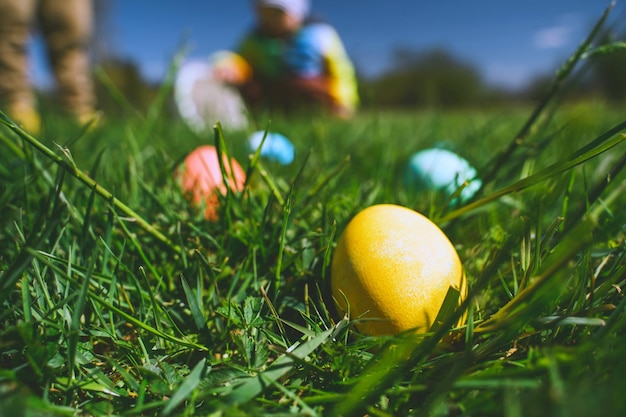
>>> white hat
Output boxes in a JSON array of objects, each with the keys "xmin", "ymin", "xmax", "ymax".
[{"xmin": 255, "ymin": 0, "xmax": 310, "ymax": 21}]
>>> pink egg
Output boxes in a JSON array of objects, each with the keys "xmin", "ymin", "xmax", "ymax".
[{"xmin": 178, "ymin": 145, "xmax": 246, "ymax": 220}]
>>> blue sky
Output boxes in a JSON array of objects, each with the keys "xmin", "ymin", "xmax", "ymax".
[{"xmin": 31, "ymin": 0, "xmax": 624, "ymax": 90}]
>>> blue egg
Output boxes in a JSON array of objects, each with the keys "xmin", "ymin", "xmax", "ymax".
[
  {"xmin": 404, "ymin": 148, "xmax": 481, "ymax": 204},
  {"xmin": 248, "ymin": 131, "xmax": 295, "ymax": 165}
]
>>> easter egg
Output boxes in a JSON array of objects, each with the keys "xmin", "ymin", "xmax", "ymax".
[
  {"xmin": 404, "ymin": 148, "xmax": 481, "ymax": 204},
  {"xmin": 330, "ymin": 204, "xmax": 467, "ymax": 336},
  {"xmin": 174, "ymin": 51, "xmax": 250, "ymax": 132},
  {"xmin": 177, "ymin": 145, "xmax": 246, "ymax": 221},
  {"xmin": 209, "ymin": 50, "xmax": 252, "ymax": 84},
  {"xmin": 248, "ymin": 131, "xmax": 295, "ymax": 165}
]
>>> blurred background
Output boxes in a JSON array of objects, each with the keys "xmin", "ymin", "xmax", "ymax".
[{"xmin": 28, "ymin": 0, "xmax": 626, "ymax": 114}]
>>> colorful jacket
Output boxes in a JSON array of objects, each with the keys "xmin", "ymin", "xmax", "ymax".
[{"xmin": 237, "ymin": 21, "xmax": 359, "ymax": 111}]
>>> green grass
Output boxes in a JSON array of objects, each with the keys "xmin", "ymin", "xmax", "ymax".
[{"xmin": 2, "ymin": 9, "xmax": 626, "ymax": 417}]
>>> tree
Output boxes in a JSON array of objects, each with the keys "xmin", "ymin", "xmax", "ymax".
[{"xmin": 361, "ymin": 47, "xmax": 486, "ymax": 108}]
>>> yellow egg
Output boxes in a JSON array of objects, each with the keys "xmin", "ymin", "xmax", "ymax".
[{"xmin": 330, "ymin": 204, "xmax": 467, "ymax": 336}]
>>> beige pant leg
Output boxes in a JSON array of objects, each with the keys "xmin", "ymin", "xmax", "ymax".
[
  {"xmin": 38, "ymin": 0, "xmax": 96, "ymax": 116},
  {"xmin": 0, "ymin": 0, "xmax": 37, "ymax": 111}
]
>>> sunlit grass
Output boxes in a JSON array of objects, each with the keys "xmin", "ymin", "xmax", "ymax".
[{"xmin": 1, "ymin": 5, "xmax": 626, "ymax": 416}]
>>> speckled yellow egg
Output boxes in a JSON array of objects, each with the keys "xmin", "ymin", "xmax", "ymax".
[{"xmin": 330, "ymin": 204, "xmax": 467, "ymax": 336}]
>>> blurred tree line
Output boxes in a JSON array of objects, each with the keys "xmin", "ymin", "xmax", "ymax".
[
  {"xmin": 357, "ymin": 48, "xmax": 489, "ymax": 108},
  {"xmin": 356, "ymin": 30, "xmax": 626, "ymax": 110},
  {"xmin": 90, "ymin": 29, "xmax": 626, "ymax": 115}
]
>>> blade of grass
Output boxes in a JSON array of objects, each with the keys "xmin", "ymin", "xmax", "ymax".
[
  {"xmin": 143, "ymin": 46, "xmax": 187, "ymax": 140},
  {"xmin": 80, "ymin": 185, "xmax": 98, "ymax": 256},
  {"xmin": 260, "ymin": 286, "xmax": 289, "ymax": 348},
  {"xmin": 303, "ymin": 155, "xmax": 351, "ymax": 207},
  {"xmin": 26, "ymin": 247, "xmax": 208, "ymax": 351},
  {"xmin": 275, "ymin": 185, "xmax": 293, "ymax": 292},
  {"xmin": 93, "ymin": 65, "xmax": 143, "ymax": 120},
  {"xmin": 321, "ymin": 219, "xmax": 337, "ymax": 282},
  {"xmin": 244, "ymin": 126, "xmax": 270, "ymax": 190},
  {"xmin": 479, "ymin": 2, "xmax": 615, "ymax": 188},
  {"xmin": 0, "ymin": 110, "xmax": 181, "ymax": 255},
  {"xmin": 67, "ymin": 250, "xmax": 97, "ymax": 382},
  {"xmin": 264, "ymin": 376, "xmax": 320, "ymax": 417},
  {"xmin": 255, "ymin": 161, "xmax": 285, "ymax": 206},
  {"xmin": 161, "ymin": 357, "xmax": 210, "ymax": 416},
  {"xmin": 213, "ymin": 122, "xmax": 243, "ymax": 224},
  {"xmin": 440, "ymin": 125, "xmax": 626, "ymax": 223},
  {"xmin": 181, "ymin": 276, "xmax": 207, "ymax": 331},
  {"xmin": 564, "ymin": 146, "xmax": 626, "ymax": 232},
  {"xmin": 0, "ymin": 172, "xmax": 67, "ymax": 300},
  {"xmin": 533, "ymin": 316, "xmax": 606, "ymax": 328},
  {"xmin": 223, "ymin": 317, "xmax": 349, "ymax": 405},
  {"xmin": 475, "ymin": 194, "xmax": 613, "ymax": 333},
  {"xmin": 0, "ymin": 131, "xmax": 83, "ymax": 222},
  {"xmin": 582, "ymin": 40, "xmax": 626, "ymax": 58}
]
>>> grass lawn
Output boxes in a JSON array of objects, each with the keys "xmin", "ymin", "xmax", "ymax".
[{"xmin": 1, "ymin": 13, "xmax": 626, "ymax": 417}]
